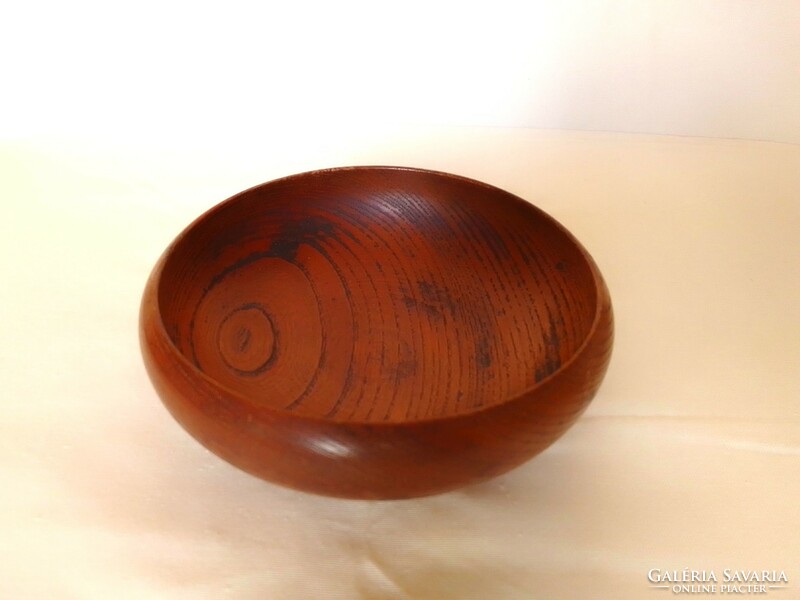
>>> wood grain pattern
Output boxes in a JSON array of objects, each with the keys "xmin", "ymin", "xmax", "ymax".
[{"xmin": 140, "ymin": 167, "xmax": 613, "ymax": 498}]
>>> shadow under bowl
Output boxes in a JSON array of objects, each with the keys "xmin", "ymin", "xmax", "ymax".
[{"xmin": 140, "ymin": 166, "xmax": 613, "ymax": 499}]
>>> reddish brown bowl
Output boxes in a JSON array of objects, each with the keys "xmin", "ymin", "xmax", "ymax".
[{"xmin": 140, "ymin": 167, "xmax": 613, "ymax": 499}]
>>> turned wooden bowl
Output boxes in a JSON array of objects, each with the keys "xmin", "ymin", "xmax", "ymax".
[{"xmin": 140, "ymin": 167, "xmax": 613, "ymax": 499}]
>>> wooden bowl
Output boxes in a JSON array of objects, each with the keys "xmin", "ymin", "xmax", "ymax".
[{"xmin": 140, "ymin": 167, "xmax": 613, "ymax": 499}]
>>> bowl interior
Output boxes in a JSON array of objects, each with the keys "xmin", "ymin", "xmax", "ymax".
[{"xmin": 156, "ymin": 168, "xmax": 599, "ymax": 422}]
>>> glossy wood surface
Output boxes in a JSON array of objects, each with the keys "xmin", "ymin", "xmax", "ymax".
[{"xmin": 140, "ymin": 167, "xmax": 613, "ymax": 498}]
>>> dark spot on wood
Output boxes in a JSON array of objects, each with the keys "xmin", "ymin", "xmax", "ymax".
[
  {"xmin": 416, "ymin": 280, "xmax": 458, "ymax": 318},
  {"xmin": 555, "ymin": 260, "xmax": 567, "ymax": 272},
  {"xmin": 535, "ymin": 311, "xmax": 562, "ymax": 382},
  {"xmin": 267, "ymin": 216, "xmax": 337, "ymax": 262},
  {"xmin": 535, "ymin": 359, "xmax": 561, "ymax": 383},
  {"xmin": 418, "ymin": 280, "xmax": 438, "ymax": 303},
  {"xmin": 395, "ymin": 358, "xmax": 417, "ymax": 381},
  {"xmin": 402, "ymin": 296, "xmax": 417, "ymax": 309},
  {"xmin": 236, "ymin": 327, "xmax": 251, "ymax": 352},
  {"xmin": 475, "ymin": 335, "xmax": 492, "ymax": 369},
  {"xmin": 420, "ymin": 303, "xmax": 443, "ymax": 321},
  {"xmin": 469, "ymin": 216, "xmax": 511, "ymax": 262}
]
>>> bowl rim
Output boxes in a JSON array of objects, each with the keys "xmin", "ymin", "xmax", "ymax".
[{"xmin": 144, "ymin": 165, "xmax": 608, "ymax": 426}]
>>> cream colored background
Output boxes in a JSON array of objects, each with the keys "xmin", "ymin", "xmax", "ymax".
[
  {"xmin": 2, "ymin": 127, "xmax": 799, "ymax": 599},
  {"xmin": 2, "ymin": 1, "xmax": 800, "ymax": 599}
]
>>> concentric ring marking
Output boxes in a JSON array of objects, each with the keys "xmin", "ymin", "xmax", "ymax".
[{"xmin": 216, "ymin": 303, "xmax": 277, "ymax": 376}]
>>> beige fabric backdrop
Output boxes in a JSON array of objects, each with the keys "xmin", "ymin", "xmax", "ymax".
[{"xmin": 1, "ymin": 127, "xmax": 798, "ymax": 598}]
